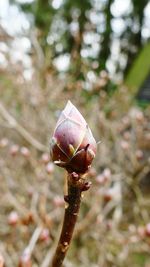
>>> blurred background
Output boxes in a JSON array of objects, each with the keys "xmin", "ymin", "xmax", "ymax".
[{"xmin": 0, "ymin": 0, "xmax": 150, "ymax": 266}]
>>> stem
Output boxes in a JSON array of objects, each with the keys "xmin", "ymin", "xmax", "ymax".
[{"xmin": 50, "ymin": 173, "xmax": 85, "ymax": 267}]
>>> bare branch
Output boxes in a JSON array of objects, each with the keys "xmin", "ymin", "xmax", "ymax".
[{"xmin": 0, "ymin": 102, "xmax": 47, "ymax": 152}]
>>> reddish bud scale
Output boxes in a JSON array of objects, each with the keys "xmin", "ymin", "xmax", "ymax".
[{"xmin": 50, "ymin": 101, "xmax": 97, "ymax": 174}]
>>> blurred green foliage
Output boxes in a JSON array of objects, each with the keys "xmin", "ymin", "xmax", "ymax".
[{"xmin": 11, "ymin": 0, "xmax": 149, "ymax": 80}]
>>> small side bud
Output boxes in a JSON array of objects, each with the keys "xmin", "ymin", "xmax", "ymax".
[{"xmin": 81, "ymin": 181, "xmax": 92, "ymax": 191}]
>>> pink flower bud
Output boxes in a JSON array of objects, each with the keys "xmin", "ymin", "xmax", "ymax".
[
  {"xmin": 0, "ymin": 138, "xmax": 9, "ymax": 148},
  {"xmin": 46, "ymin": 162, "xmax": 54, "ymax": 174},
  {"xmin": 41, "ymin": 153, "xmax": 50, "ymax": 164},
  {"xmin": 39, "ymin": 228, "xmax": 50, "ymax": 242},
  {"xmin": 53, "ymin": 195, "xmax": 64, "ymax": 207},
  {"xmin": 10, "ymin": 144, "xmax": 19, "ymax": 156},
  {"xmin": 50, "ymin": 101, "xmax": 97, "ymax": 174},
  {"xmin": 8, "ymin": 211, "xmax": 19, "ymax": 226},
  {"xmin": 20, "ymin": 147, "xmax": 30, "ymax": 158}
]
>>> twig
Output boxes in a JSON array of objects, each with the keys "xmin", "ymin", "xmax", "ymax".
[
  {"xmin": 0, "ymin": 252, "xmax": 4, "ymax": 267},
  {"xmin": 5, "ymin": 192, "xmax": 28, "ymax": 216},
  {"xmin": 25, "ymin": 226, "xmax": 42, "ymax": 255},
  {"xmin": 19, "ymin": 226, "xmax": 42, "ymax": 266},
  {"xmin": 50, "ymin": 172, "xmax": 90, "ymax": 267},
  {"xmin": 0, "ymin": 102, "xmax": 47, "ymax": 152},
  {"xmin": 30, "ymin": 30, "xmax": 45, "ymax": 70},
  {"xmin": 41, "ymin": 223, "xmax": 62, "ymax": 267},
  {"xmin": 0, "ymin": 243, "xmax": 13, "ymax": 267}
]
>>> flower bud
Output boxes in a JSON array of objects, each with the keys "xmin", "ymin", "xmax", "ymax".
[
  {"xmin": 50, "ymin": 101, "xmax": 97, "ymax": 174},
  {"xmin": 39, "ymin": 228, "xmax": 50, "ymax": 242},
  {"xmin": 8, "ymin": 211, "xmax": 19, "ymax": 226}
]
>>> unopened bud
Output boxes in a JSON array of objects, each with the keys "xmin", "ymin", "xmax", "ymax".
[
  {"xmin": 53, "ymin": 196, "xmax": 64, "ymax": 207},
  {"xmin": 135, "ymin": 111, "xmax": 144, "ymax": 122},
  {"xmin": 96, "ymin": 174, "xmax": 107, "ymax": 185},
  {"xmin": 20, "ymin": 147, "xmax": 30, "ymax": 158},
  {"xmin": 41, "ymin": 153, "xmax": 50, "ymax": 164},
  {"xmin": 120, "ymin": 140, "xmax": 129, "ymax": 150},
  {"xmin": 103, "ymin": 168, "xmax": 111, "ymax": 180},
  {"xmin": 103, "ymin": 189, "xmax": 113, "ymax": 202},
  {"xmin": 0, "ymin": 138, "xmax": 9, "ymax": 148},
  {"xmin": 39, "ymin": 228, "xmax": 50, "ymax": 242},
  {"xmin": 135, "ymin": 150, "xmax": 144, "ymax": 160},
  {"xmin": 8, "ymin": 211, "xmax": 19, "ymax": 226},
  {"xmin": 10, "ymin": 144, "xmax": 19, "ymax": 156},
  {"xmin": 46, "ymin": 162, "xmax": 54, "ymax": 174},
  {"xmin": 50, "ymin": 101, "xmax": 97, "ymax": 174}
]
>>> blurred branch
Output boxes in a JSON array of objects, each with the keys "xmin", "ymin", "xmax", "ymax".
[
  {"xmin": 30, "ymin": 30, "xmax": 45, "ymax": 70},
  {"xmin": 0, "ymin": 243, "xmax": 13, "ymax": 267},
  {"xmin": 5, "ymin": 192, "xmax": 28, "ymax": 216},
  {"xmin": 0, "ymin": 25, "xmax": 12, "ymax": 41},
  {"xmin": 24, "ymin": 226, "xmax": 42, "ymax": 255},
  {"xmin": 41, "ymin": 223, "xmax": 62, "ymax": 267},
  {"xmin": 19, "ymin": 226, "xmax": 42, "ymax": 266},
  {"xmin": 0, "ymin": 102, "xmax": 47, "ymax": 152}
]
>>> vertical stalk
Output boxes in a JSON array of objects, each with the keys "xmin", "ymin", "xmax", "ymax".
[{"xmin": 50, "ymin": 173, "xmax": 84, "ymax": 267}]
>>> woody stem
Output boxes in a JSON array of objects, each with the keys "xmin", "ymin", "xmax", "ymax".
[{"xmin": 50, "ymin": 173, "xmax": 83, "ymax": 267}]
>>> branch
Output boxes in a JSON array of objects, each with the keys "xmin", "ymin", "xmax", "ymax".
[
  {"xmin": 18, "ymin": 226, "xmax": 42, "ymax": 267},
  {"xmin": 50, "ymin": 172, "xmax": 91, "ymax": 267},
  {"xmin": 0, "ymin": 102, "xmax": 47, "ymax": 152}
]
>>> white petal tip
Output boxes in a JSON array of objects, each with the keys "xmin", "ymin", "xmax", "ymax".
[{"xmin": 64, "ymin": 100, "xmax": 74, "ymax": 115}]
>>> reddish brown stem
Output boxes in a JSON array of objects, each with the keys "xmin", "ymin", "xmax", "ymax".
[{"xmin": 50, "ymin": 173, "xmax": 85, "ymax": 267}]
